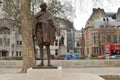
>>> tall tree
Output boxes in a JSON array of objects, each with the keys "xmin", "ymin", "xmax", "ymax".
[
  {"xmin": 47, "ymin": 0, "xmax": 75, "ymax": 20},
  {"xmin": 33, "ymin": 0, "xmax": 75, "ymax": 20},
  {"xmin": 2, "ymin": 0, "xmax": 21, "ymax": 26},
  {"xmin": 21, "ymin": 0, "xmax": 36, "ymax": 73}
]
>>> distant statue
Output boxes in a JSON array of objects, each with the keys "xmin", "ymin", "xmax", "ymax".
[
  {"xmin": 61, "ymin": 35, "xmax": 64, "ymax": 45},
  {"xmin": 35, "ymin": 2, "xmax": 56, "ymax": 66}
]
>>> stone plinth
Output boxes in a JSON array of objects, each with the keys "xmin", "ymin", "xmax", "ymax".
[
  {"xmin": 58, "ymin": 45, "xmax": 67, "ymax": 55},
  {"xmin": 27, "ymin": 66, "xmax": 62, "ymax": 80}
]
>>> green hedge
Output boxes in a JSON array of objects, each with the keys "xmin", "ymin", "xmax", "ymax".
[{"xmin": 11, "ymin": 56, "xmax": 23, "ymax": 60}]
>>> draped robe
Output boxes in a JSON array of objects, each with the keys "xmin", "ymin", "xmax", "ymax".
[{"xmin": 35, "ymin": 11, "xmax": 56, "ymax": 45}]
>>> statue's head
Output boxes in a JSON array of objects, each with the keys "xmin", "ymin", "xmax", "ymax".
[{"xmin": 40, "ymin": 2, "xmax": 47, "ymax": 11}]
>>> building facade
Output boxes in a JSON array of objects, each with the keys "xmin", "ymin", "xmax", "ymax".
[
  {"xmin": 84, "ymin": 8, "xmax": 120, "ymax": 57},
  {"xmin": 0, "ymin": 0, "xmax": 21, "ymax": 58},
  {"xmin": 74, "ymin": 30, "xmax": 82, "ymax": 53}
]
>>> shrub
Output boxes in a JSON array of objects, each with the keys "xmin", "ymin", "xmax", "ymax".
[{"xmin": 11, "ymin": 56, "xmax": 23, "ymax": 60}]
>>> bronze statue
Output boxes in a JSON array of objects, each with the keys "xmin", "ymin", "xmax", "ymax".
[
  {"xmin": 61, "ymin": 35, "xmax": 64, "ymax": 45},
  {"xmin": 35, "ymin": 2, "xmax": 56, "ymax": 66}
]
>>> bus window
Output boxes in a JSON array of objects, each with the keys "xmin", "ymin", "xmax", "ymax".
[{"xmin": 111, "ymin": 50, "xmax": 120, "ymax": 55}]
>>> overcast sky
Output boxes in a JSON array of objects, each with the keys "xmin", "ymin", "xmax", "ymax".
[{"xmin": 72, "ymin": 0, "xmax": 120, "ymax": 30}]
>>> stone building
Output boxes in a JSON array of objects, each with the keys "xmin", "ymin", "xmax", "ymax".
[
  {"xmin": 54, "ymin": 18, "xmax": 75, "ymax": 55},
  {"xmin": 74, "ymin": 30, "xmax": 82, "ymax": 53},
  {"xmin": 84, "ymin": 8, "xmax": 120, "ymax": 57},
  {"xmin": 0, "ymin": 19, "xmax": 22, "ymax": 58},
  {"xmin": 0, "ymin": 0, "xmax": 22, "ymax": 58}
]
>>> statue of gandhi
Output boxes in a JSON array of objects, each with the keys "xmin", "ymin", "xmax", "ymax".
[{"xmin": 35, "ymin": 2, "xmax": 56, "ymax": 66}]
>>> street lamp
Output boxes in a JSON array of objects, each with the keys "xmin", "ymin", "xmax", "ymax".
[
  {"xmin": 0, "ymin": 1, "xmax": 2, "ymax": 4},
  {"xmin": 0, "ymin": 1, "xmax": 2, "ymax": 6}
]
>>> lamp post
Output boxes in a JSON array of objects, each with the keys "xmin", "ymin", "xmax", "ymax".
[
  {"xmin": 0, "ymin": 1, "xmax": 2, "ymax": 4},
  {"xmin": 0, "ymin": 1, "xmax": 2, "ymax": 58},
  {"xmin": 0, "ymin": 1, "xmax": 2, "ymax": 7},
  {"xmin": 98, "ymin": 30, "xmax": 101, "ymax": 55},
  {"xmin": 81, "ymin": 28, "xmax": 85, "ymax": 56}
]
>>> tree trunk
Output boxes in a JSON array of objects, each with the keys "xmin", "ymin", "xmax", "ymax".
[{"xmin": 21, "ymin": 0, "xmax": 36, "ymax": 73}]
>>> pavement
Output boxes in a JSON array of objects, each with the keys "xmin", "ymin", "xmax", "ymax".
[{"xmin": 0, "ymin": 67, "xmax": 120, "ymax": 80}]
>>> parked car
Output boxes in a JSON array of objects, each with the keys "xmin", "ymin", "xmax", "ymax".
[
  {"xmin": 110, "ymin": 55, "xmax": 120, "ymax": 59},
  {"xmin": 97, "ymin": 54, "xmax": 105, "ymax": 59},
  {"xmin": 64, "ymin": 53, "xmax": 81, "ymax": 60}
]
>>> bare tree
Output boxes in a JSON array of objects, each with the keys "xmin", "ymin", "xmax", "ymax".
[
  {"xmin": 32, "ymin": 0, "xmax": 75, "ymax": 20},
  {"xmin": 2, "ymin": 0, "xmax": 75, "ymax": 28},
  {"xmin": 47, "ymin": 0, "xmax": 75, "ymax": 20},
  {"xmin": 2, "ymin": 0, "xmax": 21, "ymax": 27}
]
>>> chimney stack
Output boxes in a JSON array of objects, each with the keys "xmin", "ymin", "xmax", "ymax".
[{"xmin": 116, "ymin": 8, "xmax": 120, "ymax": 21}]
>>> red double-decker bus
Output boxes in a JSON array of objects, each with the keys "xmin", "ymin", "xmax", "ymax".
[{"xmin": 104, "ymin": 43, "xmax": 120, "ymax": 56}]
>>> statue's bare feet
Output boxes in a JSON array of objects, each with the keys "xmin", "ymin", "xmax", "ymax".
[
  {"xmin": 48, "ymin": 64, "xmax": 52, "ymax": 67},
  {"xmin": 38, "ymin": 64, "xmax": 44, "ymax": 67}
]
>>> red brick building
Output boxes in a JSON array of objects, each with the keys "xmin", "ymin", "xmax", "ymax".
[{"xmin": 83, "ymin": 8, "xmax": 120, "ymax": 57}]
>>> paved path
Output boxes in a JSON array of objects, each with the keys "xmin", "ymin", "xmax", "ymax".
[
  {"xmin": 0, "ymin": 67, "xmax": 120, "ymax": 80},
  {"xmin": 0, "ymin": 67, "xmax": 120, "ymax": 75},
  {"xmin": 63, "ymin": 67, "xmax": 120, "ymax": 75}
]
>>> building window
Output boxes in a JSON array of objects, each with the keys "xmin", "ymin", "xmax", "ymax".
[
  {"xmin": 19, "ymin": 52, "xmax": 22, "ymax": 56},
  {"xmin": 111, "ymin": 25, "xmax": 115, "ymax": 28},
  {"xmin": 17, "ymin": 41, "xmax": 22, "ymax": 45},
  {"xmin": 106, "ymin": 18, "xmax": 109, "ymax": 21},
  {"xmin": 59, "ymin": 39, "xmax": 61, "ymax": 46},
  {"xmin": 4, "ymin": 38, "xmax": 9, "ymax": 46},
  {"xmin": 16, "ymin": 51, "xmax": 18, "ymax": 56},
  {"xmin": 35, "ymin": 40, "xmax": 38, "ymax": 45},
  {"xmin": 12, "ymin": 52, "xmax": 14, "ymax": 56},
  {"xmin": 55, "ymin": 49, "xmax": 58, "ymax": 56},
  {"xmin": 107, "ymin": 35, "xmax": 111, "ymax": 43},
  {"xmin": 106, "ymin": 25, "xmax": 109, "ymax": 28},
  {"xmin": 4, "ymin": 31, "xmax": 10, "ymax": 34},
  {"xmin": 17, "ymin": 41, "xmax": 19, "ymax": 45},
  {"xmin": 77, "ymin": 41, "xmax": 80, "ymax": 47},
  {"xmin": 103, "ymin": 18, "xmax": 105, "ymax": 21},
  {"xmin": 35, "ymin": 49, "xmax": 38, "ymax": 54},
  {"xmin": 117, "ymin": 25, "xmax": 120, "ymax": 28},
  {"xmin": 4, "ymin": 38, "xmax": 6, "ymax": 45},
  {"xmin": 20, "ymin": 41, "xmax": 22, "ymax": 45},
  {"xmin": 113, "ymin": 35, "xmax": 117, "ymax": 43},
  {"xmin": 7, "ymin": 38, "xmax": 10, "ymax": 46},
  {"xmin": 119, "ymin": 35, "xmax": 120, "ymax": 43},
  {"xmin": 56, "ymin": 30, "xmax": 61, "ymax": 36},
  {"xmin": 0, "ymin": 27, "xmax": 10, "ymax": 34},
  {"xmin": 12, "ymin": 44, "xmax": 14, "ymax": 48},
  {"xmin": 87, "ymin": 48, "xmax": 89, "ymax": 55},
  {"xmin": 0, "ymin": 31, "xmax": 2, "ymax": 34},
  {"xmin": 101, "ymin": 45, "xmax": 104, "ymax": 54},
  {"xmin": 92, "ymin": 33, "xmax": 98, "ymax": 44},
  {"xmin": 100, "ymin": 25, "xmax": 104, "ymax": 28},
  {"xmin": 101, "ymin": 32, "xmax": 105, "ymax": 43},
  {"xmin": 92, "ymin": 47, "xmax": 98, "ymax": 55},
  {"xmin": 0, "ymin": 38, "xmax": 2, "ymax": 46},
  {"xmin": 55, "ymin": 40, "xmax": 58, "ymax": 46}
]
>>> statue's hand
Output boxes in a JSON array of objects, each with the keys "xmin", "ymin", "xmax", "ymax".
[{"xmin": 35, "ymin": 20, "xmax": 43, "ymax": 23}]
